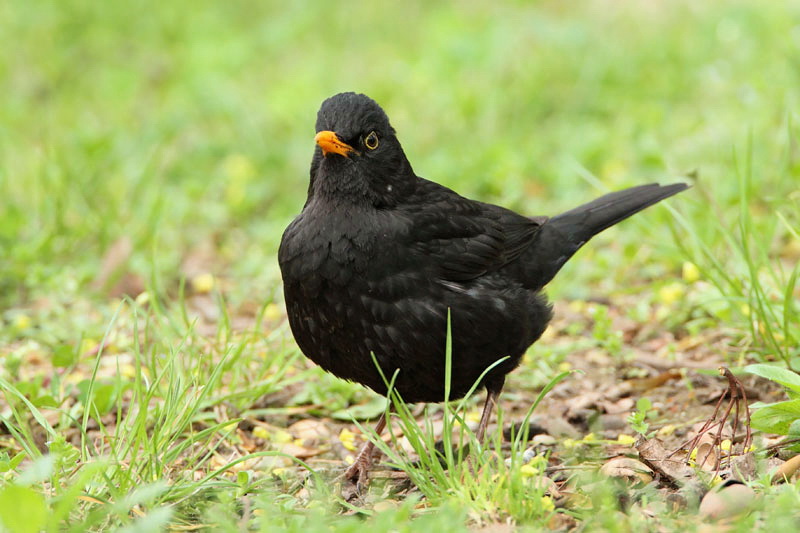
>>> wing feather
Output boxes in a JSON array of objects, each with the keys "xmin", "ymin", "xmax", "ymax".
[{"xmin": 403, "ymin": 180, "xmax": 544, "ymax": 282}]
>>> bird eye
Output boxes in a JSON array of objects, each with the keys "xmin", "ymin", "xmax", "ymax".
[{"xmin": 364, "ymin": 131, "xmax": 379, "ymax": 150}]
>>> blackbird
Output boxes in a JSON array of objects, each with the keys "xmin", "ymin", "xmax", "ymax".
[{"xmin": 279, "ymin": 92, "xmax": 687, "ymax": 491}]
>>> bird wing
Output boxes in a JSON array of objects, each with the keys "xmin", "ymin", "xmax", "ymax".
[{"xmin": 404, "ymin": 180, "xmax": 544, "ymax": 282}]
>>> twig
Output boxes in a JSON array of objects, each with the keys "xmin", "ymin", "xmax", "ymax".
[{"xmin": 669, "ymin": 367, "xmax": 752, "ymax": 474}]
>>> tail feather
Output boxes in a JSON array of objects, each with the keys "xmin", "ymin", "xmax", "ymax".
[{"xmin": 527, "ymin": 183, "xmax": 689, "ymax": 289}]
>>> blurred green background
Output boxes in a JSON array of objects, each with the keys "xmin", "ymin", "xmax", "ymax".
[{"xmin": 2, "ymin": 0, "xmax": 798, "ymax": 313}]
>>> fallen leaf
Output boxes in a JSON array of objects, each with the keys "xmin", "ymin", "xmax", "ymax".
[
  {"xmin": 637, "ymin": 438, "xmax": 695, "ymax": 486},
  {"xmin": 694, "ymin": 439, "xmax": 719, "ymax": 472},
  {"xmin": 600, "ymin": 456, "xmax": 653, "ymax": 484},
  {"xmin": 605, "ymin": 370, "xmax": 682, "ymax": 400},
  {"xmin": 277, "ymin": 442, "xmax": 324, "ymax": 460},
  {"xmin": 288, "ymin": 419, "xmax": 331, "ymax": 444},
  {"xmin": 600, "ymin": 397, "xmax": 635, "ymax": 414}
]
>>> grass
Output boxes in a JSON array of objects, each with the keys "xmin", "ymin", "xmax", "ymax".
[{"xmin": 1, "ymin": 0, "xmax": 800, "ymax": 530}]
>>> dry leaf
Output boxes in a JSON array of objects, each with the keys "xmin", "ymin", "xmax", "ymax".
[
  {"xmin": 600, "ymin": 397, "xmax": 635, "ymax": 414},
  {"xmin": 637, "ymin": 438, "xmax": 695, "ymax": 486},
  {"xmin": 534, "ymin": 476, "xmax": 561, "ymax": 497},
  {"xmin": 278, "ymin": 442, "xmax": 324, "ymax": 459},
  {"xmin": 288, "ymin": 419, "xmax": 331, "ymax": 444},
  {"xmin": 694, "ymin": 439, "xmax": 719, "ymax": 472},
  {"xmin": 600, "ymin": 456, "xmax": 654, "ymax": 484},
  {"xmin": 605, "ymin": 370, "xmax": 682, "ymax": 400}
]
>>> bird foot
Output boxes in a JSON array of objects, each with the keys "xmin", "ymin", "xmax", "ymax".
[
  {"xmin": 340, "ymin": 452, "xmax": 373, "ymax": 502},
  {"xmin": 337, "ymin": 414, "xmax": 387, "ymax": 503}
]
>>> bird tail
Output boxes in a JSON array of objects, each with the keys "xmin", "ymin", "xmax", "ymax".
[{"xmin": 529, "ymin": 183, "xmax": 689, "ymax": 288}]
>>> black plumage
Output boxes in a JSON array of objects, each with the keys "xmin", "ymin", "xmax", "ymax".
[{"xmin": 278, "ymin": 92, "xmax": 687, "ymax": 491}]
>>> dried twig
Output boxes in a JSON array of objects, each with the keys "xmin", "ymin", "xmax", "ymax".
[{"xmin": 670, "ymin": 367, "xmax": 752, "ymax": 474}]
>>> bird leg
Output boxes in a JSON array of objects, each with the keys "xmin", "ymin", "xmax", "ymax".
[
  {"xmin": 475, "ymin": 387, "xmax": 501, "ymax": 443},
  {"xmin": 462, "ymin": 387, "xmax": 502, "ymax": 477},
  {"xmin": 341, "ymin": 412, "xmax": 387, "ymax": 496}
]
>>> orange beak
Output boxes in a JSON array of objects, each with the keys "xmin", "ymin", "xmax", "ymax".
[{"xmin": 315, "ymin": 131, "xmax": 354, "ymax": 157}]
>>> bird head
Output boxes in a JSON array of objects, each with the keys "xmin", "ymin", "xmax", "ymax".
[{"xmin": 309, "ymin": 92, "xmax": 415, "ymax": 208}]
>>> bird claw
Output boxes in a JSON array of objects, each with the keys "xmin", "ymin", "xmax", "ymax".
[{"xmin": 340, "ymin": 456, "xmax": 371, "ymax": 502}]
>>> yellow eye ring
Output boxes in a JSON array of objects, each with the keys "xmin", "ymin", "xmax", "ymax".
[{"xmin": 364, "ymin": 131, "xmax": 379, "ymax": 150}]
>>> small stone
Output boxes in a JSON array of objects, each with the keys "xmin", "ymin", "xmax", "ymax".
[{"xmin": 699, "ymin": 481, "xmax": 756, "ymax": 520}]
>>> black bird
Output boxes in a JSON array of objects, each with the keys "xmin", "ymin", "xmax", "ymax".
[{"xmin": 279, "ymin": 92, "xmax": 687, "ymax": 491}]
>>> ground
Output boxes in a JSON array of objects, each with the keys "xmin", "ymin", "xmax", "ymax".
[{"xmin": 1, "ymin": 0, "xmax": 799, "ymax": 531}]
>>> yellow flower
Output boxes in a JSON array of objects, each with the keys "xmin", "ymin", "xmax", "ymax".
[
  {"xmin": 120, "ymin": 363, "xmax": 136, "ymax": 379},
  {"xmin": 540, "ymin": 496, "xmax": 555, "ymax": 512},
  {"xmin": 658, "ymin": 283, "xmax": 684, "ymax": 305},
  {"xmin": 657, "ymin": 425, "xmax": 676, "ymax": 437},
  {"xmin": 339, "ymin": 428, "xmax": 358, "ymax": 451},
  {"xmin": 191, "ymin": 273, "xmax": 215, "ymax": 294},
  {"xmin": 80, "ymin": 338, "xmax": 99, "ymax": 355},
  {"xmin": 616, "ymin": 434, "xmax": 636, "ymax": 446},
  {"xmin": 465, "ymin": 410, "xmax": 482, "ymax": 424},
  {"xmin": 272, "ymin": 430, "xmax": 292, "ymax": 443},
  {"xmin": 568, "ymin": 300, "xmax": 587, "ymax": 313},
  {"xmin": 135, "ymin": 291, "xmax": 150, "ymax": 306},
  {"xmin": 520, "ymin": 464, "xmax": 539, "ymax": 477},
  {"xmin": 264, "ymin": 303, "xmax": 281, "ymax": 321},
  {"xmin": 13, "ymin": 314, "xmax": 32, "ymax": 330},
  {"xmin": 252, "ymin": 426, "xmax": 269, "ymax": 440},
  {"xmin": 682, "ymin": 261, "xmax": 700, "ymax": 283}
]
